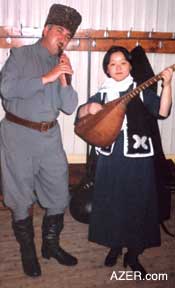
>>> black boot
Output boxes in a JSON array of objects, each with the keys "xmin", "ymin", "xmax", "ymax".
[
  {"xmin": 104, "ymin": 247, "xmax": 122, "ymax": 267},
  {"xmin": 41, "ymin": 214, "xmax": 78, "ymax": 266},
  {"xmin": 123, "ymin": 252, "xmax": 147, "ymax": 280},
  {"xmin": 12, "ymin": 216, "xmax": 41, "ymax": 277}
]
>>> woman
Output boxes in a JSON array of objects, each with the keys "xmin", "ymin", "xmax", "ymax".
[{"xmin": 77, "ymin": 46, "xmax": 173, "ymax": 278}]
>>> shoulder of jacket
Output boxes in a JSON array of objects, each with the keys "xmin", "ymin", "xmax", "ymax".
[{"xmin": 10, "ymin": 43, "xmax": 36, "ymax": 56}]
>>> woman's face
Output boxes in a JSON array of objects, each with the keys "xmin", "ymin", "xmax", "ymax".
[{"xmin": 107, "ymin": 51, "xmax": 132, "ymax": 81}]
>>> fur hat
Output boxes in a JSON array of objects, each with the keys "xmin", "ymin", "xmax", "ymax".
[{"xmin": 44, "ymin": 4, "xmax": 82, "ymax": 37}]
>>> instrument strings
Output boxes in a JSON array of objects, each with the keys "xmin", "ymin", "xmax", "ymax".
[{"xmin": 120, "ymin": 64, "xmax": 175, "ymax": 106}]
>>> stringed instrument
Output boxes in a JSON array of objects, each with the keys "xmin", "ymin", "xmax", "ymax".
[{"xmin": 75, "ymin": 64, "xmax": 175, "ymax": 147}]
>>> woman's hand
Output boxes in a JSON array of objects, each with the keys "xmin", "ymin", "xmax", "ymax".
[
  {"xmin": 161, "ymin": 67, "xmax": 173, "ymax": 87},
  {"xmin": 159, "ymin": 67, "xmax": 173, "ymax": 117},
  {"xmin": 78, "ymin": 103, "xmax": 103, "ymax": 118}
]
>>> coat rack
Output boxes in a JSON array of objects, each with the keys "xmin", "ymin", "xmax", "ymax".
[{"xmin": 0, "ymin": 26, "xmax": 175, "ymax": 53}]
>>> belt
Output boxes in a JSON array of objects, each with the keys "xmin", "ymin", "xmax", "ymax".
[{"xmin": 5, "ymin": 112, "xmax": 57, "ymax": 132}]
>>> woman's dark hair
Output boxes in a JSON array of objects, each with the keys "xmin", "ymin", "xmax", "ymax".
[{"xmin": 103, "ymin": 46, "xmax": 132, "ymax": 77}]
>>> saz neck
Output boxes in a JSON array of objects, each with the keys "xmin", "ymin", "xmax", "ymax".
[{"xmin": 119, "ymin": 63, "xmax": 175, "ymax": 105}]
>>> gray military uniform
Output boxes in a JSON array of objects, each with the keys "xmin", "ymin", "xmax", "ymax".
[{"xmin": 0, "ymin": 40, "xmax": 78, "ymax": 221}]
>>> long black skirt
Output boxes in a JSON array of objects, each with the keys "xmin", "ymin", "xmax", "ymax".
[{"xmin": 88, "ymin": 132, "xmax": 161, "ymax": 253}]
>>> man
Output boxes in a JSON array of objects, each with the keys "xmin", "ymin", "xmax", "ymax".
[{"xmin": 0, "ymin": 4, "xmax": 81, "ymax": 277}]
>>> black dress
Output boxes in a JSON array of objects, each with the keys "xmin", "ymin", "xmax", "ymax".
[{"xmin": 88, "ymin": 87, "xmax": 161, "ymax": 253}]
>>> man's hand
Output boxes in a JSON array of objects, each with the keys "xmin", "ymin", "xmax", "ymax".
[{"xmin": 42, "ymin": 53, "xmax": 73, "ymax": 85}]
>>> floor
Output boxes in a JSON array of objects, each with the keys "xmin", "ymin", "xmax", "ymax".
[
  {"xmin": 0, "ymin": 191, "xmax": 175, "ymax": 288},
  {"xmin": 0, "ymin": 163, "xmax": 175, "ymax": 288}
]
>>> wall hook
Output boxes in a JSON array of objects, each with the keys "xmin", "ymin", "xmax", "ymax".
[
  {"xmin": 6, "ymin": 37, "xmax": 12, "ymax": 44},
  {"xmin": 127, "ymin": 27, "xmax": 133, "ymax": 38},
  {"xmin": 135, "ymin": 41, "xmax": 140, "ymax": 47},
  {"xmin": 148, "ymin": 28, "xmax": 154, "ymax": 38},
  {"xmin": 76, "ymin": 39, "xmax": 80, "ymax": 47},
  {"xmin": 91, "ymin": 40, "xmax": 96, "ymax": 47},
  {"xmin": 20, "ymin": 23, "xmax": 23, "ymax": 36},
  {"xmin": 104, "ymin": 28, "xmax": 109, "ymax": 38},
  {"xmin": 158, "ymin": 41, "xmax": 163, "ymax": 49}
]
